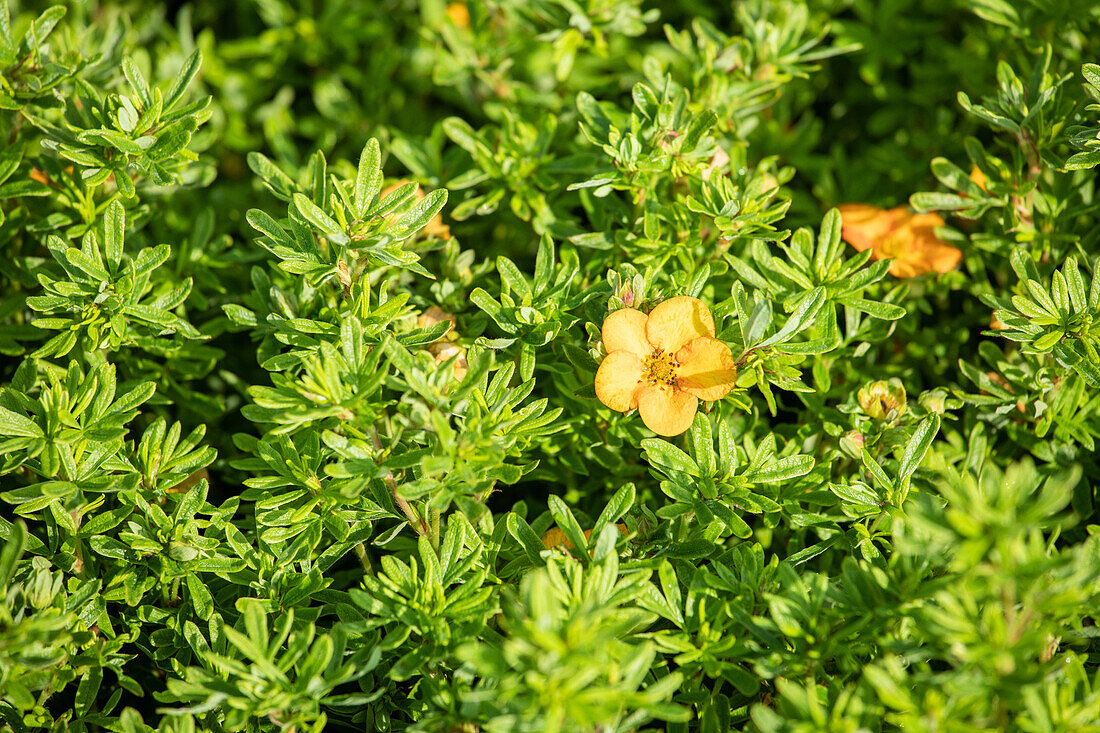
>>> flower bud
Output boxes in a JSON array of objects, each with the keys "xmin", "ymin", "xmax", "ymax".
[
  {"xmin": 614, "ymin": 275, "xmax": 645, "ymax": 308},
  {"xmin": 858, "ymin": 379, "xmax": 907, "ymax": 420},
  {"xmin": 28, "ymin": 557, "xmax": 61, "ymax": 610},
  {"xmin": 919, "ymin": 389, "xmax": 948, "ymax": 415},
  {"xmin": 839, "ymin": 430, "xmax": 865, "ymax": 458}
]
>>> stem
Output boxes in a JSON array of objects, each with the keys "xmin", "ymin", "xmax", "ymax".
[
  {"xmin": 370, "ymin": 426, "xmax": 429, "ymax": 537},
  {"xmin": 353, "ymin": 542, "xmax": 372, "ymax": 572}
]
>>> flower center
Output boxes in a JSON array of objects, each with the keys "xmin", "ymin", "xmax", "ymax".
[{"xmin": 642, "ymin": 348, "xmax": 678, "ymax": 387}]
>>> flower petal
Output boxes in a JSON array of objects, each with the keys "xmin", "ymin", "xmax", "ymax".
[
  {"xmin": 676, "ymin": 337, "xmax": 737, "ymax": 401},
  {"xmin": 888, "ymin": 257, "xmax": 922, "ymax": 278},
  {"xmin": 601, "ymin": 308, "xmax": 650, "ymax": 356},
  {"xmin": 543, "ymin": 527, "xmax": 603, "ymax": 550},
  {"xmin": 645, "ymin": 296, "xmax": 715, "ymax": 353},
  {"xmin": 637, "ymin": 385, "xmax": 698, "ymax": 437},
  {"xmin": 431, "ymin": 342, "xmax": 468, "ymax": 380},
  {"xmin": 838, "ymin": 204, "xmax": 908, "ymax": 253},
  {"xmin": 889, "ymin": 215, "xmax": 961, "ymax": 277},
  {"xmin": 418, "ymin": 306, "xmax": 457, "ymax": 336},
  {"xmin": 891, "ymin": 243, "xmax": 962, "ymax": 277},
  {"xmin": 923, "ymin": 242, "xmax": 963, "ymax": 273},
  {"xmin": 969, "ymin": 166, "xmax": 989, "ymax": 193},
  {"xmin": 907, "ymin": 212, "xmax": 946, "ymax": 232},
  {"xmin": 594, "ymin": 351, "xmax": 645, "ymax": 412}
]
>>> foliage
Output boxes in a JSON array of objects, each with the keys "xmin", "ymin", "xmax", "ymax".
[{"xmin": 0, "ymin": 0, "xmax": 1098, "ymax": 731}]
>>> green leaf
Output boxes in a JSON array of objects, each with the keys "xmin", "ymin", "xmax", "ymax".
[
  {"xmin": 593, "ymin": 483, "xmax": 634, "ymax": 538},
  {"xmin": 533, "ymin": 234, "xmax": 555, "ymax": 294},
  {"xmin": 909, "ymin": 191, "xmax": 971, "ymax": 211},
  {"xmin": 186, "ymin": 574, "xmax": 213, "ymax": 620},
  {"xmin": 247, "ymin": 152, "xmax": 297, "ymax": 200},
  {"xmin": 864, "ymin": 663, "xmax": 916, "ymax": 712},
  {"xmin": 26, "ymin": 6, "xmax": 66, "ymax": 46},
  {"xmin": 1031, "ymin": 330, "xmax": 1064, "ymax": 351},
  {"xmin": 1084, "ymin": 63, "xmax": 1100, "ymax": 90},
  {"xmin": 711, "ymin": 500, "xmax": 752, "ymax": 538},
  {"xmin": 354, "ymin": 138, "xmax": 382, "ymax": 219},
  {"xmin": 840, "ymin": 298, "xmax": 906, "ymax": 321},
  {"xmin": 79, "ymin": 129, "xmax": 144, "ymax": 155},
  {"xmin": 930, "ymin": 156, "xmax": 985, "ymax": 196},
  {"xmin": 897, "ymin": 415, "xmax": 940, "ymax": 488},
  {"xmin": 861, "ymin": 450, "xmax": 893, "ymax": 490},
  {"xmin": 442, "ymin": 116, "xmax": 483, "ymax": 157},
  {"xmin": 506, "ymin": 513, "xmax": 545, "ymax": 565},
  {"xmin": 394, "ymin": 188, "xmax": 448, "ymax": 238},
  {"xmin": 122, "ymin": 57, "xmax": 151, "ymax": 107},
  {"xmin": 0, "ymin": 406, "xmax": 41, "ymax": 438},
  {"xmin": 174, "ymin": 478, "xmax": 209, "ymax": 525},
  {"xmin": 165, "ymin": 49, "xmax": 203, "ymax": 110},
  {"xmin": 246, "ymin": 208, "xmax": 291, "ymax": 246},
  {"xmin": 758, "ymin": 287, "xmax": 826, "ymax": 349},
  {"xmin": 74, "ymin": 666, "xmax": 103, "ymax": 715},
  {"xmin": 1065, "ymin": 149, "xmax": 1100, "ymax": 171},
  {"xmin": 681, "ymin": 109, "xmax": 716, "ymax": 153},
  {"xmin": 642, "ymin": 439, "xmax": 699, "ymax": 476},
  {"xmin": 104, "ymin": 199, "xmax": 125, "ymax": 271},
  {"xmin": 293, "ymin": 192, "xmax": 345, "ymax": 239},
  {"xmin": 0, "ymin": 520, "xmax": 25, "ymax": 589},
  {"xmin": 496, "ymin": 256, "xmax": 531, "ymax": 299},
  {"xmin": 813, "ymin": 208, "xmax": 843, "ymax": 277},
  {"xmin": 742, "ymin": 299, "xmax": 772, "ymax": 347},
  {"xmin": 547, "ymin": 494, "xmax": 589, "ymax": 557},
  {"xmin": 749, "ymin": 455, "xmax": 814, "ymax": 483},
  {"xmin": 109, "ymin": 382, "xmax": 157, "ymax": 416}
]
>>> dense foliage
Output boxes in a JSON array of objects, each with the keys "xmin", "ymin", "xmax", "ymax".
[{"xmin": 2, "ymin": 0, "xmax": 1099, "ymax": 730}]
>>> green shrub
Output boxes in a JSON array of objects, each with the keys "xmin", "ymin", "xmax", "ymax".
[{"xmin": 1, "ymin": 0, "xmax": 1098, "ymax": 730}]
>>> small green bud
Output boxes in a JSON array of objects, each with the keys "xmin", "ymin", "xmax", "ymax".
[
  {"xmin": 919, "ymin": 388, "xmax": 948, "ymax": 415},
  {"xmin": 858, "ymin": 378, "xmax": 907, "ymax": 420},
  {"xmin": 840, "ymin": 430, "xmax": 865, "ymax": 458}
]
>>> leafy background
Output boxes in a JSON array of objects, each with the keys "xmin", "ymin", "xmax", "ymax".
[{"xmin": 1, "ymin": 0, "xmax": 1099, "ymax": 731}]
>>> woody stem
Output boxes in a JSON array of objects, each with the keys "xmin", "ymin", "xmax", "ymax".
[{"xmin": 370, "ymin": 426, "xmax": 429, "ymax": 537}]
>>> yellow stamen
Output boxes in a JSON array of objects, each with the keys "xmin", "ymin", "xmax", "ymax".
[{"xmin": 642, "ymin": 349, "xmax": 678, "ymax": 387}]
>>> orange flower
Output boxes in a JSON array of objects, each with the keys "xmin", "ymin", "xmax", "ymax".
[
  {"xmin": 594, "ymin": 296, "xmax": 736, "ymax": 437},
  {"xmin": 838, "ymin": 204, "xmax": 962, "ymax": 278},
  {"xmin": 420, "ymin": 306, "xmax": 467, "ymax": 380},
  {"xmin": 446, "ymin": 2, "xmax": 470, "ymax": 28},
  {"xmin": 542, "ymin": 524, "xmax": 628, "ymax": 550},
  {"xmin": 418, "ymin": 305, "xmax": 457, "ymax": 334},
  {"xmin": 969, "ymin": 166, "xmax": 989, "ymax": 194},
  {"xmin": 29, "ymin": 165, "xmax": 73, "ymax": 187},
  {"xmin": 382, "ymin": 181, "xmax": 451, "ymax": 239},
  {"xmin": 430, "ymin": 342, "xmax": 468, "ymax": 381}
]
